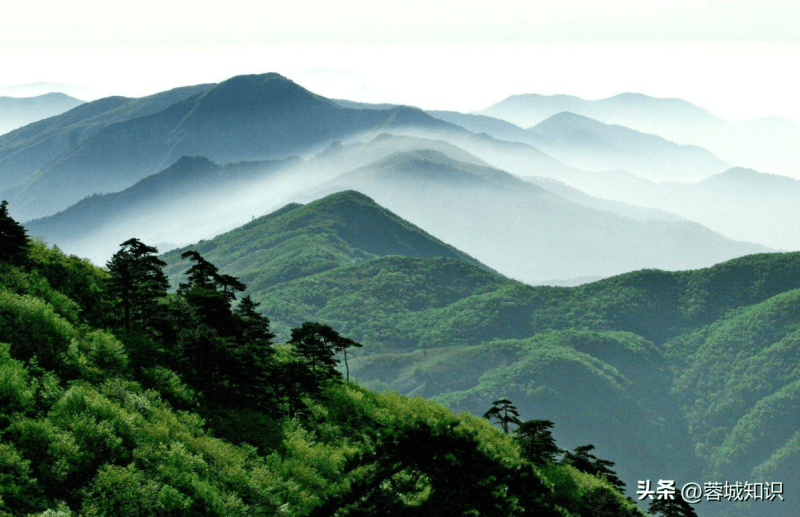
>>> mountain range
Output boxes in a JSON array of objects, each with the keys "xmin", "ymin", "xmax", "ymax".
[
  {"xmin": 158, "ymin": 190, "xmax": 800, "ymax": 517},
  {"xmin": 0, "ymin": 92, "xmax": 84, "ymax": 136},
  {"xmin": 27, "ymin": 134, "xmax": 768, "ymax": 282},
  {"xmin": 527, "ymin": 166, "xmax": 800, "ymax": 250},
  {"xmin": 6, "ymin": 70, "xmax": 800, "ymax": 517},
  {"xmin": 0, "ymin": 73, "xmax": 462, "ymax": 221},
  {"xmin": 481, "ymin": 92, "xmax": 800, "ymax": 177},
  {"xmin": 528, "ymin": 112, "xmax": 727, "ymax": 181}
]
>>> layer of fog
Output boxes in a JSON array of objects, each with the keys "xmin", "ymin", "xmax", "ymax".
[{"xmin": 26, "ymin": 128, "xmax": 776, "ymax": 284}]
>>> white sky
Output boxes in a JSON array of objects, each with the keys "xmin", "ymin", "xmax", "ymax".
[{"xmin": 2, "ymin": 1, "xmax": 799, "ymax": 121}]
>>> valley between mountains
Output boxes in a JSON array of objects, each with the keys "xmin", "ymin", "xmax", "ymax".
[{"xmin": 3, "ymin": 71, "xmax": 799, "ymax": 517}]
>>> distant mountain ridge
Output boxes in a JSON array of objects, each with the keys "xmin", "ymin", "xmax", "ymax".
[
  {"xmin": 23, "ymin": 133, "xmax": 491, "ymax": 264},
  {"xmin": 481, "ymin": 91, "xmax": 800, "ymax": 177},
  {"xmin": 0, "ymin": 92, "xmax": 85, "ymax": 136},
  {"xmin": 528, "ymin": 111, "xmax": 728, "ymax": 181},
  {"xmin": 306, "ymin": 148, "xmax": 768, "ymax": 283},
  {"xmin": 0, "ymin": 73, "xmax": 464, "ymax": 221},
  {"xmin": 546, "ymin": 165, "xmax": 800, "ymax": 250},
  {"xmin": 24, "ymin": 155, "xmax": 300, "ymax": 263},
  {"xmin": 482, "ymin": 92, "xmax": 722, "ymax": 131}
]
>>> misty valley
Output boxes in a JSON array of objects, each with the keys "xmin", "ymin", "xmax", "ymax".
[{"xmin": 1, "ymin": 72, "xmax": 799, "ymax": 517}]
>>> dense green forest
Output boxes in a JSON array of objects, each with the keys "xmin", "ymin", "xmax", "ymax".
[
  {"xmin": 1, "ymin": 200, "xmax": 645, "ymax": 516},
  {"xmin": 161, "ymin": 191, "xmax": 800, "ymax": 517}
]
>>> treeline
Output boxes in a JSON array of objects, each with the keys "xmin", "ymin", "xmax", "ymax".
[
  {"xmin": 1, "ymin": 201, "xmax": 645, "ymax": 516},
  {"xmin": 484, "ymin": 399, "xmax": 698, "ymax": 517},
  {"xmin": 102, "ymin": 238, "xmax": 362, "ymax": 420}
]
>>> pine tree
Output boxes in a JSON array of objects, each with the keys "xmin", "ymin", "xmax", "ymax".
[
  {"xmin": 106, "ymin": 238, "xmax": 169, "ymax": 331},
  {"xmin": 0, "ymin": 200, "xmax": 29, "ymax": 266},
  {"xmin": 563, "ymin": 444, "xmax": 626, "ymax": 492},
  {"xmin": 289, "ymin": 322, "xmax": 341, "ymax": 380},
  {"xmin": 177, "ymin": 250, "xmax": 245, "ymax": 336},
  {"xmin": 514, "ymin": 419, "xmax": 563, "ymax": 465},
  {"xmin": 483, "ymin": 399, "xmax": 522, "ymax": 434},
  {"xmin": 230, "ymin": 295, "xmax": 277, "ymax": 408},
  {"xmin": 647, "ymin": 492, "xmax": 699, "ymax": 517}
]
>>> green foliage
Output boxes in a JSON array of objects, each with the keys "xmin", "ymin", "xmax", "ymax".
[
  {"xmin": 0, "ymin": 343, "xmax": 35, "ymax": 421},
  {"xmin": 0, "ymin": 200, "xmax": 29, "ymax": 266},
  {"xmin": 0, "ymin": 225, "xmax": 662, "ymax": 517},
  {"xmin": 0, "ymin": 442, "xmax": 42, "ymax": 514},
  {"xmin": 106, "ymin": 238, "xmax": 169, "ymax": 332},
  {"xmin": 647, "ymin": 493, "xmax": 699, "ymax": 517},
  {"xmin": 0, "ymin": 289, "xmax": 76, "ymax": 372},
  {"xmin": 563, "ymin": 444, "xmax": 626, "ymax": 493},
  {"xmin": 82, "ymin": 464, "xmax": 192, "ymax": 517},
  {"xmin": 483, "ymin": 398, "xmax": 521, "ymax": 434},
  {"xmin": 27, "ymin": 241, "xmax": 110, "ymax": 327},
  {"xmin": 514, "ymin": 419, "xmax": 563, "ymax": 466}
]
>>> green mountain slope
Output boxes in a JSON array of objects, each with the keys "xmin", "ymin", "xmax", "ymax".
[
  {"xmin": 162, "ymin": 190, "xmax": 490, "ymax": 301},
  {"xmin": 1, "ymin": 212, "xmax": 640, "ymax": 516},
  {"xmin": 670, "ymin": 289, "xmax": 800, "ymax": 482},
  {"xmin": 159, "ymin": 192, "xmax": 800, "ymax": 516},
  {"xmin": 308, "ymin": 149, "xmax": 767, "ymax": 283}
]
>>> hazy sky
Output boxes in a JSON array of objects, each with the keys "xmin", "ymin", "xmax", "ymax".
[{"xmin": 2, "ymin": 0, "xmax": 799, "ymax": 121}]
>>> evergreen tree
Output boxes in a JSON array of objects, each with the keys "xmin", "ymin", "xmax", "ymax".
[
  {"xmin": 172, "ymin": 251, "xmax": 250, "ymax": 400},
  {"xmin": 330, "ymin": 332, "xmax": 361, "ymax": 382},
  {"xmin": 647, "ymin": 492, "xmax": 699, "ymax": 517},
  {"xmin": 513, "ymin": 419, "xmax": 563, "ymax": 466},
  {"xmin": 308, "ymin": 420, "xmax": 549, "ymax": 517},
  {"xmin": 580, "ymin": 487, "xmax": 641, "ymax": 517},
  {"xmin": 177, "ymin": 250, "xmax": 245, "ymax": 335},
  {"xmin": 483, "ymin": 399, "xmax": 522, "ymax": 434},
  {"xmin": 563, "ymin": 444, "xmax": 626, "ymax": 492},
  {"xmin": 0, "ymin": 200, "xmax": 29, "ymax": 266},
  {"xmin": 288, "ymin": 322, "xmax": 343, "ymax": 380},
  {"xmin": 230, "ymin": 295, "xmax": 277, "ymax": 408},
  {"xmin": 106, "ymin": 238, "xmax": 169, "ymax": 331}
]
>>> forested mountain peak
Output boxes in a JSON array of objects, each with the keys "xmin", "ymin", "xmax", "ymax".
[{"xmin": 161, "ymin": 189, "xmax": 488, "ymax": 290}]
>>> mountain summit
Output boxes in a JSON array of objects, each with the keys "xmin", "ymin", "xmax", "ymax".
[{"xmin": 0, "ymin": 73, "xmax": 461, "ymax": 221}]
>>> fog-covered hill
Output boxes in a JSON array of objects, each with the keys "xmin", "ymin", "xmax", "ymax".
[
  {"xmin": 0, "ymin": 73, "xmax": 463, "ymax": 221},
  {"xmin": 0, "ymin": 92, "xmax": 85, "ymax": 135}
]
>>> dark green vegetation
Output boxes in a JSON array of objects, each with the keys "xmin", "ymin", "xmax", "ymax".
[
  {"xmin": 161, "ymin": 190, "xmax": 493, "ymax": 329},
  {"xmin": 0, "ymin": 204, "xmax": 643, "ymax": 516},
  {"xmin": 159, "ymin": 192, "xmax": 800, "ymax": 516}
]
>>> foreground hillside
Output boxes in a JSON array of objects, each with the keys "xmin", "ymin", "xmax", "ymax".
[
  {"xmin": 0, "ymin": 203, "xmax": 643, "ymax": 516},
  {"xmin": 161, "ymin": 194, "xmax": 800, "ymax": 517}
]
